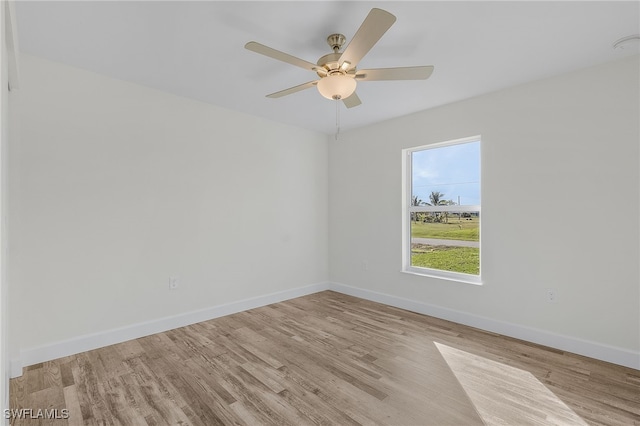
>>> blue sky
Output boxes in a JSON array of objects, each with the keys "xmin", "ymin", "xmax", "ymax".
[{"xmin": 412, "ymin": 141, "xmax": 480, "ymax": 206}]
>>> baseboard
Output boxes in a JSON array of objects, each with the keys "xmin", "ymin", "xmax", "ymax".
[
  {"xmin": 328, "ymin": 282, "xmax": 640, "ymax": 371},
  {"xmin": 11, "ymin": 281, "xmax": 331, "ymax": 378},
  {"xmin": 11, "ymin": 280, "xmax": 638, "ymax": 378}
]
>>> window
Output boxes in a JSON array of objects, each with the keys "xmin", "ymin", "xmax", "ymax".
[{"xmin": 402, "ymin": 136, "xmax": 481, "ymax": 284}]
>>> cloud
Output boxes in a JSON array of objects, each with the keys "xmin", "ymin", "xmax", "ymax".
[{"xmin": 411, "ymin": 141, "xmax": 481, "ymax": 204}]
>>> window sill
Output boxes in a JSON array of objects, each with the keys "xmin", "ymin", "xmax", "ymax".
[{"xmin": 402, "ymin": 267, "xmax": 483, "ymax": 285}]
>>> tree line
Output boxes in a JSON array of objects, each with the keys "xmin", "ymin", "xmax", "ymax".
[{"xmin": 411, "ymin": 191, "xmax": 457, "ymax": 223}]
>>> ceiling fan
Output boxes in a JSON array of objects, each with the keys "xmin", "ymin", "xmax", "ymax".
[{"xmin": 245, "ymin": 8, "xmax": 434, "ymax": 108}]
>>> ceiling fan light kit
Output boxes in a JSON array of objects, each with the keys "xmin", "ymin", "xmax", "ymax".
[
  {"xmin": 317, "ymin": 73, "xmax": 356, "ymax": 100},
  {"xmin": 245, "ymin": 8, "xmax": 434, "ymax": 109}
]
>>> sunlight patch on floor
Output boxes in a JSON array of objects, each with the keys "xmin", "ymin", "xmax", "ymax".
[{"xmin": 434, "ymin": 342, "xmax": 587, "ymax": 426}]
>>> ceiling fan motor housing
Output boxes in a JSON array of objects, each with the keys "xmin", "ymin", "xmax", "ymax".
[
  {"xmin": 316, "ymin": 34, "xmax": 357, "ymax": 78},
  {"xmin": 316, "ymin": 52, "xmax": 343, "ymax": 76}
]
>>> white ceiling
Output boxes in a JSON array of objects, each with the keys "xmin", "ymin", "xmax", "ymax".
[{"xmin": 15, "ymin": 1, "xmax": 640, "ymax": 135}]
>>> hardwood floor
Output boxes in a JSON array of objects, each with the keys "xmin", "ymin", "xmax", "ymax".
[{"xmin": 9, "ymin": 291, "xmax": 640, "ymax": 425}]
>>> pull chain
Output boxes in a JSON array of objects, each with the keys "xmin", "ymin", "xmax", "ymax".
[{"xmin": 335, "ymin": 99, "xmax": 340, "ymax": 140}]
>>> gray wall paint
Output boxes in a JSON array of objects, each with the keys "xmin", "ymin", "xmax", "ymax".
[
  {"xmin": 9, "ymin": 52, "xmax": 639, "ymax": 369},
  {"xmin": 329, "ymin": 55, "xmax": 639, "ymax": 354},
  {"xmin": 10, "ymin": 55, "xmax": 329, "ymax": 351}
]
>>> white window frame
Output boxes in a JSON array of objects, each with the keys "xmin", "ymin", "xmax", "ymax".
[{"xmin": 402, "ymin": 136, "xmax": 482, "ymax": 285}]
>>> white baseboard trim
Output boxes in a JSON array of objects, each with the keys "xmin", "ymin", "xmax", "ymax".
[
  {"xmin": 11, "ymin": 281, "xmax": 331, "ymax": 378},
  {"xmin": 11, "ymin": 280, "xmax": 638, "ymax": 377},
  {"xmin": 328, "ymin": 282, "xmax": 640, "ymax": 371}
]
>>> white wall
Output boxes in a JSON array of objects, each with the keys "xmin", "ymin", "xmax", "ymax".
[
  {"xmin": 1, "ymin": 3, "xmax": 9, "ymax": 419},
  {"xmin": 10, "ymin": 55, "xmax": 328, "ymax": 366},
  {"xmin": 329, "ymin": 55, "xmax": 640, "ymax": 367},
  {"xmin": 9, "ymin": 52, "xmax": 639, "ymax": 373},
  {"xmin": 1, "ymin": 1, "xmax": 19, "ymax": 418}
]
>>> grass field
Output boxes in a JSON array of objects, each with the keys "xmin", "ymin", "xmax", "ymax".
[
  {"xmin": 411, "ymin": 244, "xmax": 479, "ymax": 275},
  {"xmin": 410, "ymin": 216, "xmax": 480, "ymax": 274},
  {"xmin": 411, "ymin": 216, "xmax": 479, "ymax": 241}
]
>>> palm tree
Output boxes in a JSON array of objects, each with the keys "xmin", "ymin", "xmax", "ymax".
[
  {"xmin": 428, "ymin": 191, "xmax": 445, "ymax": 206},
  {"xmin": 427, "ymin": 191, "xmax": 446, "ymax": 222}
]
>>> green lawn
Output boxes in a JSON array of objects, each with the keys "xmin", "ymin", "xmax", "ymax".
[
  {"xmin": 411, "ymin": 217, "xmax": 479, "ymax": 241},
  {"xmin": 411, "ymin": 244, "xmax": 479, "ymax": 275}
]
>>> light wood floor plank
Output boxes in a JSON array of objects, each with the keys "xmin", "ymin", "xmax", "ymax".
[{"xmin": 10, "ymin": 291, "xmax": 640, "ymax": 425}]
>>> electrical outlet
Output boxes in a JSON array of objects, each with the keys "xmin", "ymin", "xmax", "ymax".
[
  {"xmin": 170, "ymin": 276, "xmax": 180, "ymax": 290},
  {"xmin": 362, "ymin": 261, "xmax": 369, "ymax": 271},
  {"xmin": 546, "ymin": 289, "xmax": 556, "ymax": 303}
]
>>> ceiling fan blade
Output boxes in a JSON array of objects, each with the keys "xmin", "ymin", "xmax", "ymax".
[
  {"xmin": 266, "ymin": 81, "xmax": 318, "ymax": 98},
  {"xmin": 245, "ymin": 41, "xmax": 319, "ymax": 72},
  {"xmin": 339, "ymin": 8, "xmax": 396, "ymax": 68},
  {"xmin": 342, "ymin": 92, "xmax": 362, "ymax": 108},
  {"xmin": 355, "ymin": 66, "xmax": 434, "ymax": 81}
]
